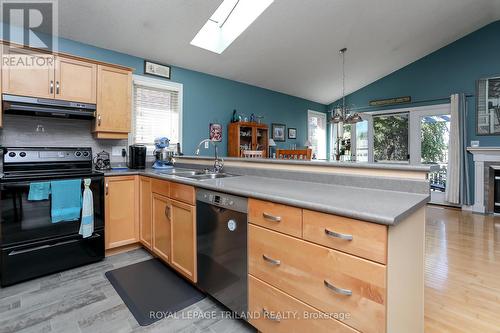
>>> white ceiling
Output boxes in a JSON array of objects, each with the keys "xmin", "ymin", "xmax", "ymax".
[{"xmin": 56, "ymin": 0, "xmax": 500, "ymax": 105}]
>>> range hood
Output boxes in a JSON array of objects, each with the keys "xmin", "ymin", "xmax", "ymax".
[{"xmin": 2, "ymin": 94, "xmax": 96, "ymax": 119}]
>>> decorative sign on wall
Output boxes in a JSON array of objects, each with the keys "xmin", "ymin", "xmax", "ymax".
[
  {"xmin": 369, "ymin": 96, "xmax": 411, "ymax": 107},
  {"xmin": 144, "ymin": 60, "xmax": 171, "ymax": 79},
  {"xmin": 209, "ymin": 123, "xmax": 222, "ymax": 142}
]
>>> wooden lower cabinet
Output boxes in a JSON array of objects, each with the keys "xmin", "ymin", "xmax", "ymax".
[
  {"xmin": 249, "ymin": 224, "xmax": 386, "ymax": 333},
  {"xmin": 249, "ymin": 275, "xmax": 358, "ymax": 333},
  {"xmin": 152, "ymin": 193, "xmax": 172, "ymax": 263},
  {"xmin": 139, "ymin": 176, "xmax": 152, "ymax": 250},
  {"xmin": 170, "ymin": 199, "xmax": 197, "ymax": 282},
  {"xmin": 248, "ymin": 198, "xmax": 302, "ymax": 238},
  {"xmin": 302, "ymin": 209, "xmax": 388, "ymax": 264},
  {"xmin": 105, "ymin": 176, "xmax": 139, "ymax": 250}
]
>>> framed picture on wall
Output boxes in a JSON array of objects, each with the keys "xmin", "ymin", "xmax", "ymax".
[
  {"xmin": 209, "ymin": 123, "xmax": 222, "ymax": 142},
  {"xmin": 288, "ymin": 128, "xmax": 297, "ymax": 139},
  {"xmin": 477, "ymin": 76, "xmax": 500, "ymax": 135},
  {"xmin": 272, "ymin": 123, "xmax": 286, "ymax": 142}
]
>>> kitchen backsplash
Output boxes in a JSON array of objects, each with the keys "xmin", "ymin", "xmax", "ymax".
[{"xmin": 0, "ymin": 115, "xmax": 128, "ymax": 162}]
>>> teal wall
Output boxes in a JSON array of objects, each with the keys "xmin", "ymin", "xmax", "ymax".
[
  {"xmin": 330, "ymin": 20, "xmax": 500, "ymax": 201},
  {"xmin": 38, "ymin": 36, "xmax": 327, "ymax": 156}
]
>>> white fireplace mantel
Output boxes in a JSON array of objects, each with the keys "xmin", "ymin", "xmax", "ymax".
[{"xmin": 467, "ymin": 147, "xmax": 500, "ymax": 212}]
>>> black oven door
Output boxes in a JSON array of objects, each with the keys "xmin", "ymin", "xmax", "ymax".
[{"xmin": 0, "ymin": 174, "xmax": 104, "ymax": 247}]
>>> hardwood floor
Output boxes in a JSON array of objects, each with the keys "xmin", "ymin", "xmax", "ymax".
[
  {"xmin": 425, "ymin": 205, "xmax": 500, "ymax": 332},
  {"xmin": 1, "ymin": 206, "xmax": 498, "ymax": 332},
  {"xmin": 0, "ymin": 249, "xmax": 255, "ymax": 333}
]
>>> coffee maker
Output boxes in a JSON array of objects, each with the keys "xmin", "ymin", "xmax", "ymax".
[
  {"xmin": 128, "ymin": 144, "xmax": 146, "ymax": 169},
  {"xmin": 153, "ymin": 137, "xmax": 175, "ymax": 169}
]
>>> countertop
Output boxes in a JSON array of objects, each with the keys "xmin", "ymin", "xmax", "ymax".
[{"xmin": 102, "ymin": 168, "xmax": 429, "ymax": 226}]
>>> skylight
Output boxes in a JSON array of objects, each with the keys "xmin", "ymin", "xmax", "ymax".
[{"xmin": 190, "ymin": 0, "xmax": 274, "ymax": 54}]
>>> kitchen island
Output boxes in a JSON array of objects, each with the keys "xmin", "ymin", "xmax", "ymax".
[{"xmin": 103, "ymin": 157, "xmax": 430, "ymax": 333}]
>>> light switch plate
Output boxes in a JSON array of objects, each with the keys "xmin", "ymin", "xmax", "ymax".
[
  {"xmin": 112, "ymin": 146, "xmax": 127, "ymax": 156},
  {"xmin": 204, "ymin": 141, "xmax": 210, "ymax": 149},
  {"xmin": 470, "ymin": 140, "xmax": 480, "ymax": 147}
]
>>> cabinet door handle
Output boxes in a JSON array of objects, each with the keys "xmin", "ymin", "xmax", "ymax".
[
  {"xmin": 56, "ymin": 81, "xmax": 60, "ymax": 94},
  {"xmin": 262, "ymin": 212, "xmax": 281, "ymax": 222},
  {"xmin": 262, "ymin": 308, "xmax": 281, "ymax": 322},
  {"xmin": 97, "ymin": 115, "xmax": 101, "ymax": 126},
  {"xmin": 324, "ymin": 280, "xmax": 352, "ymax": 296},
  {"xmin": 105, "ymin": 183, "xmax": 108, "ymax": 195},
  {"xmin": 165, "ymin": 205, "xmax": 171, "ymax": 220},
  {"xmin": 49, "ymin": 80, "xmax": 54, "ymax": 94},
  {"xmin": 324, "ymin": 228, "xmax": 353, "ymax": 241},
  {"xmin": 262, "ymin": 254, "xmax": 281, "ymax": 266}
]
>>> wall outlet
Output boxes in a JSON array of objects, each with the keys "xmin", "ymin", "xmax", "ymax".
[
  {"xmin": 204, "ymin": 141, "xmax": 210, "ymax": 149},
  {"xmin": 112, "ymin": 146, "xmax": 127, "ymax": 156},
  {"xmin": 471, "ymin": 140, "xmax": 480, "ymax": 147}
]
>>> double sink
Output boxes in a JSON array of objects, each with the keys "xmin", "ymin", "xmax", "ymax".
[{"xmin": 153, "ymin": 168, "xmax": 236, "ymax": 181}]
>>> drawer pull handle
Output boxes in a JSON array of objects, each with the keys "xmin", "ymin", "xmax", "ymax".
[
  {"xmin": 324, "ymin": 228, "xmax": 353, "ymax": 241},
  {"xmin": 263, "ymin": 212, "xmax": 281, "ymax": 222},
  {"xmin": 262, "ymin": 254, "xmax": 281, "ymax": 266},
  {"xmin": 262, "ymin": 308, "xmax": 281, "ymax": 322},
  {"xmin": 324, "ymin": 280, "xmax": 352, "ymax": 296}
]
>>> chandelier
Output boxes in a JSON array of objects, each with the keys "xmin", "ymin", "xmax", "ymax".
[{"xmin": 331, "ymin": 48, "xmax": 362, "ymax": 124}]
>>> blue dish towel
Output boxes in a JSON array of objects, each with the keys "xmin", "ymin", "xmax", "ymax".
[
  {"xmin": 50, "ymin": 179, "xmax": 82, "ymax": 223},
  {"xmin": 28, "ymin": 182, "xmax": 50, "ymax": 201}
]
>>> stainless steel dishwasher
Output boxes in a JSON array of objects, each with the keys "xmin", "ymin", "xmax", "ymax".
[{"xmin": 196, "ymin": 189, "xmax": 248, "ymax": 315}]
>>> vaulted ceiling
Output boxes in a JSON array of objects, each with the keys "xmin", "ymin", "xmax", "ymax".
[{"xmin": 56, "ymin": 0, "xmax": 500, "ymax": 104}]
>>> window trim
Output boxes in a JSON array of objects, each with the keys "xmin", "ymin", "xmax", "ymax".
[{"xmin": 130, "ymin": 74, "xmax": 184, "ymax": 151}]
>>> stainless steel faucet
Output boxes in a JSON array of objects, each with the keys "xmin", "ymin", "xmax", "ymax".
[{"xmin": 195, "ymin": 139, "xmax": 224, "ymax": 173}]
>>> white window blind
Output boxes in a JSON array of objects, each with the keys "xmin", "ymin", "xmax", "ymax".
[{"xmin": 132, "ymin": 83, "xmax": 180, "ymax": 149}]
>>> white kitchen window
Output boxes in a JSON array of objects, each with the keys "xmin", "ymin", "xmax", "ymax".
[{"xmin": 131, "ymin": 75, "xmax": 183, "ymax": 151}]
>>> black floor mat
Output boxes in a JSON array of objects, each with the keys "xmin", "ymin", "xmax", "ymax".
[{"xmin": 105, "ymin": 258, "xmax": 206, "ymax": 326}]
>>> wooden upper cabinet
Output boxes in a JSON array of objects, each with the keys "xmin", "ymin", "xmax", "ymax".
[
  {"xmin": 139, "ymin": 176, "xmax": 153, "ymax": 250},
  {"xmin": 152, "ymin": 193, "xmax": 172, "ymax": 263},
  {"xmin": 170, "ymin": 199, "xmax": 197, "ymax": 282},
  {"xmin": 105, "ymin": 176, "xmax": 139, "ymax": 250},
  {"xmin": 55, "ymin": 56, "xmax": 96, "ymax": 103},
  {"xmin": 1, "ymin": 47, "xmax": 55, "ymax": 99},
  {"xmin": 94, "ymin": 65, "xmax": 132, "ymax": 139}
]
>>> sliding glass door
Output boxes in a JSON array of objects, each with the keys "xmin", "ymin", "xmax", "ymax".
[
  {"xmin": 373, "ymin": 113, "xmax": 409, "ymax": 163},
  {"xmin": 357, "ymin": 104, "xmax": 451, "ymax": 204},
  {"xmin": 418, "ymin": 114, "xmax": 451, "ymax": 204}
]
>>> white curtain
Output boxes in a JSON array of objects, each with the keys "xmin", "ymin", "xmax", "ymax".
[{"xmin": 446, "ymin": 94, "xmax": 460, "ymax": 203}]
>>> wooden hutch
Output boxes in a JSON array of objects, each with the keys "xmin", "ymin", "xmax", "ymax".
[{"xmin": 228, "ymin": 122, "xmax": 269, "ymax": 158}]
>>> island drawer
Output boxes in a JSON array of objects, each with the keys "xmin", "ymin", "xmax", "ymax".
[
  {"xmin": 248, "ymin": 198, "xmax": 302, "ymax": 238},
  {"xmin": 249, "ymin": 224, "xmax": 386, "ymax": 333},
  {"xmin": 170, "ymin": 182, "xmax": 195, "ymax": 205},
  {"xmin": 151, "ymin": 178, "xmax": 170, "ymax": 197},
  {"xmin": 303, "ymin": 210, "xmax": 387, "ymax": 264},
  {"xmin": 248, "ymin": 275, "xmax": 358, "ymax": 333}
]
